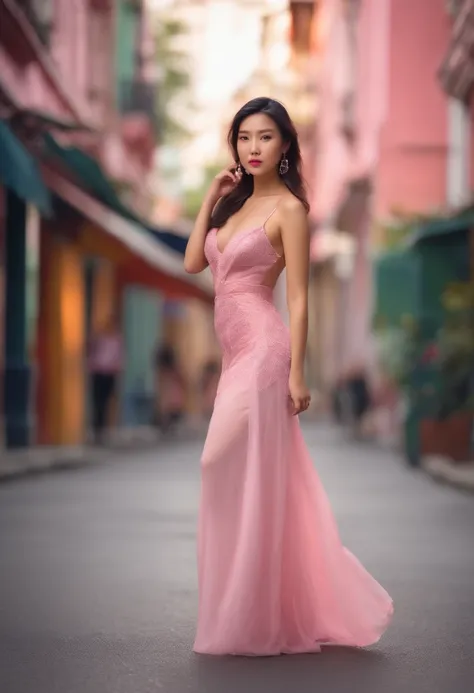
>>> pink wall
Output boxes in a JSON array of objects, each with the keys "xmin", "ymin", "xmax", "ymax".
[
  {"xmin": 0, "ymin": 0, "xmax": 155, "ymax": 196},
  {"xmin": 0, "ymin": 43, "xmax": 68, "ymax": 118},
  {"xmin": 314, "ymin": 0, "xmax": 452, "ymax": 224},
  {"xmin": 50, "ymin": 0, "xmax": 114, "ymax": 129},
  {"xmin": 311, "ymin": 0, "xmax": 458, "ymax": 383},
  {"xmin": 311, "ymin": 0, "xmax": 349, "ymax": 222},
  {"xmin": 0, "ymin": 0, "xmax": 114, "ymax": 129},
  {"xmin": 376, "ymin": 0, "xmax": 450, "ymax": 218},
  {"xmin": 352, "ymin": 0, "xmax": 390, "ymax": 178}
]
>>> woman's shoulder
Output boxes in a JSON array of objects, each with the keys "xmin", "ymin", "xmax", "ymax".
[{"xmin": 276, "ymin": 192, "xmax": 308, "ymax": 220}]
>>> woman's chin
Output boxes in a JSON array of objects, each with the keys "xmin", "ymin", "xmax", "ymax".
[{"xmin": 247, "ymin": 167, "xmax": 274, "ymax": 178}]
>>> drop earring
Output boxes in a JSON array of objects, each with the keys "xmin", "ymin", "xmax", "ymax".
[
  {"xmin": 236, "ymin": 162, "xmax": 243, "ymax": 175},
  {"xmin": 279, "ymin": 154, "xmax": 289, "ymax": 176}
]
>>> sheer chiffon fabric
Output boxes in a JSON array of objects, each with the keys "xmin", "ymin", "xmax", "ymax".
[{"xmin": 194, "ymin": 222, "xmax": 393, "ymax": 656}]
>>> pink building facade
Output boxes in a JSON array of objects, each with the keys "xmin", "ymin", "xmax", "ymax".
[
  {"xmin": 0, "ymin": 0, "xmax": 113, "ymax": 131},
  {"xmin": 309, "ymin": 0, "xmax": 473, "ymax": 397},
  {"xmin": 0, "ymin": 0, "xmax": 155, "ymax": 206},
  {"xmin": 0, "ymin": 2, "xmax": 212, "ymax": 448}
]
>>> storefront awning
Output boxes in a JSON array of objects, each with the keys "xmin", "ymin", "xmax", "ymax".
[
  {"xmin": 406, "ymin": 208, "xmax": 474, "ymax": 247},
  {"xmin": 0, "ymin": 119, "xmax": 52, "ymax": 214},
  {"xmin": 43, "ymin": 134, "xmax": 188, "ymax": 254},
  {"xmin": 42, "ymin": 168, "xmax": 213, "ymax": 303}
]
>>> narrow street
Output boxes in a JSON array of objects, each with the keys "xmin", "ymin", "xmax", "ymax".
[{"xmin": 0, "ymin": 424, "xmax": 473, "ymax": 693}]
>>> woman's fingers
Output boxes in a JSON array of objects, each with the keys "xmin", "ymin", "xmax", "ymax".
[
  {"xmin": 227, "ymin": 163, "xmax": 243, "ymax": 181},
  {"xmin": 223, "ymin": 170, "xmax": 237, "ymax": 183},
  {"xmin": 290, "ymin": 395, "xmax": 311, "ymax": 415}
]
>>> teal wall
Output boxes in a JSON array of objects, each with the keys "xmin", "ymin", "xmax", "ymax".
[
  {"xmin": 373, "ymin": 248, "xmax": 421, "ymax": 326},
  {"xmin": 115, "ymin": 0, "xmax": 141, "ymax": 94},
  {"xmin": 121, "ymin": 286, "xmax": 162, "ymax": 425},
  {"xmin": 373, "ymin": 235, "xmax": 469, "ymax": 334}
]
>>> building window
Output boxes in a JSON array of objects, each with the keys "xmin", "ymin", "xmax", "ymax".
[{"xmin": 290, "ymin": 1, "xmax": 315, "ymax": 56}]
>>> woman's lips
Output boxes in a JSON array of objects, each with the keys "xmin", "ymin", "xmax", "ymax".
[{"xmin": 248, "ymin": 160, "xmax": 262, "ymax": 168}]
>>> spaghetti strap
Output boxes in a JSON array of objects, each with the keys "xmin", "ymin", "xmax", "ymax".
[{"xmin": 262, "ymin": 205, "xmax": 278, "ymax": 229}]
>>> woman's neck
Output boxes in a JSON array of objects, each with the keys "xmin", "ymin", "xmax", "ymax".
[{"xmin": 251, "ymin": 171, "xmax": 285, "ymax": 198}]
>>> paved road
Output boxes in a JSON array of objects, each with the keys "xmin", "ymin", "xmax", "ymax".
[{"xmin": 0, "ymin": 424, "xmax": 473, "ymax": 693}]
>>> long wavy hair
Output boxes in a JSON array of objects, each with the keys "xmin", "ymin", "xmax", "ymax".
[{"xmin": 210, "ymin": 97, "xmax": 309, "ymax": 229}]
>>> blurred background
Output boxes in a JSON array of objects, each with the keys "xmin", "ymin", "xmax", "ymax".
[{"xmin": 0, "ymin": 0, "xmax": 473, "ymax": 469}]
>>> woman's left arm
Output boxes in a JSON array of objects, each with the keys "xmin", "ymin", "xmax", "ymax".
[{"xmin": 280, "ymin": 197, "xmax": 311, "ymax": 414}]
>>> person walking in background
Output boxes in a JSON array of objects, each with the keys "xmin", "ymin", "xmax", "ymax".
[
  {"xmin": 88, "ymin": 318, "xmax": 123, "ymax": 444},
  {"xmin": 199, "ymin": 358, "xmax": 221, "ymax": 420},
  {"xmin": 153, "ymin": 344, "xmax": 186, "ymax": 434}
]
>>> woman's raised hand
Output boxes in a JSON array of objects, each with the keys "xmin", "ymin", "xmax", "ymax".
[{"xmin": 207, "ymin": 164, "xmax": 243, "ymax": 204}]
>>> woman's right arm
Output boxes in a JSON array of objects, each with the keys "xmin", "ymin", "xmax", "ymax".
[
  {"xmin": 184, "ymin": 165, "xmax": 241, "ymax": 274},
  {"xmin": 183, "ymin": 193, "xmax": 217, "ymax": 274}
]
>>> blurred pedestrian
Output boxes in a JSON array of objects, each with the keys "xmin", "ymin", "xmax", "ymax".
[
  {"xmin": 345, "ymin": 366, "xmax": 372, "ymax": 436},
  {"xmin": 154, "ymin": 344, "xmax": 186, "ymax": 433},
  {"xmin": 199, "ymin": 359, "xmax": 220, "ymax": 419},
  {"xmin": 88, "ymin": 317, "xmax": 123, "ymax": 444}
]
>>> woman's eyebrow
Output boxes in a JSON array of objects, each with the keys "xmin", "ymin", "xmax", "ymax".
[{"xmin": 238, "ymin": 128, "xmax": 275, "ymax": 134}]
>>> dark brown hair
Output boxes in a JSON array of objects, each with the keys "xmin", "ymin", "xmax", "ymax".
[{"xmin": 210, "ymin": 97, "xmax": 309, "ymax": 229}]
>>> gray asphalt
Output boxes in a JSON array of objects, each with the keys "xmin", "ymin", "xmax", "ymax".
[{"xmin": 0, "ymin": 424, "xmax": 473, "ymax": 693}]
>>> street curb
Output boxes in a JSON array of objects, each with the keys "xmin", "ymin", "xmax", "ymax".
[
  {"xmin": 0, "ymin": 446, "xmax": 109, "ymax": 483},
  {"xmin": 0, "ymin": 426, "xmax": 207, "ymax": 483},
  {"xmin": 422, "ymin": 455, "xmax": 474, "ymax": 494}
]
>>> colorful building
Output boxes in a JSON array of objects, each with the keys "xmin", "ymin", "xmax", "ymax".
[
  {"xmin": 309, "ymin": 0, "xmax": 473, "ymax": 406},
  {"xmin": 0, "ymin": 0, "xmax": 211, "ymax": 449}
]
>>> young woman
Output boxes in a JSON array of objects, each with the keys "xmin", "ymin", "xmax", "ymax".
[{"xmin": 184, "ymin": 97, "xmax": 393, "ymax": 656}]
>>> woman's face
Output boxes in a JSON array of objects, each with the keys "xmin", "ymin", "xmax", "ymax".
[{"xmin": 236, "ymin": 112, "xmax": 286, "ymax": 177}]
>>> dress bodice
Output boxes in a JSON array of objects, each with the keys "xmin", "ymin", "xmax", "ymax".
[{"xmin": 204, "ymin": 226, "xmax": 280, "ymax": 295}]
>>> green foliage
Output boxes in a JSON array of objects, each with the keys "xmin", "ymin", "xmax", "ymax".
[
  {"xmin": 374, "ymin": 316, "xmax": 423, "ymax": 390},
  {"xmin": 154, "ymin": 17, "xmax": 191, "ymax": 143},
  {"xmin": 374, "ymin": 282, "xmax": 474, "ymax": 418},
  {"xmin": 182, "ymin": 163, "xmax": 224, "ymax": 221},
  {"xmin": 436, "ymin": 284, "xmax": 474, "ymax": 417}
]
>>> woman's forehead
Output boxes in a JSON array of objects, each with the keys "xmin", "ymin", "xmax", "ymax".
[{"xmin": 238, "ymin": 112, "xmax": 277, "ymax": 133}]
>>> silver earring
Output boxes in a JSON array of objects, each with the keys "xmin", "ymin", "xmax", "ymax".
[
  {"xmin": 236, "ymin": 163, "xmax": 243, "ymax": 175},
  {"xmin": 279, "ymin": 155, "xmax": 289, "ymax": 175}
]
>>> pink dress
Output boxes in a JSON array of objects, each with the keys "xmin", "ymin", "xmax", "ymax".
[{"xmin": 194, "ymin": 222, "xmax": 393, "ymax": 656}]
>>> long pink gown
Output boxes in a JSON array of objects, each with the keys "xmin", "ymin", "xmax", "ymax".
[{"xmin": 193, "ymin": 219, "xmax": 393, "ymax": 656}]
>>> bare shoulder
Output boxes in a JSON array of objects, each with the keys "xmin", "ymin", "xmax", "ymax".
[
  {"xmin": 277, "ymin": 194, "xmax": 308, "ymax": 233},
  {"xmin": 280, "ymin": 193, "xmax": 306, "ymax": 214}
]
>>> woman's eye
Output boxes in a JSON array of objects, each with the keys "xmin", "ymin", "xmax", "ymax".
[
  {"xmin": 238, "ymin": 135, "xmax": 248, "ymax": 141},
  {"xmin": 262, "ymin": 135, "xmax": 272, "ymax": 141}
]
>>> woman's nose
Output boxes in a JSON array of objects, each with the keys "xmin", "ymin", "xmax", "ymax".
[{"xmin": 250, "ymin": 139, "xmax": 261, "ymax": 155}]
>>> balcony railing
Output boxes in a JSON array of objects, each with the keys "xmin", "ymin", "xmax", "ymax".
[
  {"xmin": 439, "ymin": 0, "xmax": 474, "ymax": 100},
  {"xmin": 118, "ymin": 78, "xmax": 159, "ymax": 130},
  {"xmin": 445, "ymin": 0, "xmax": 466, "ymax": 17},
  {"xmin": 16, "ymin": 0, "xmax": 54, "ymax": 45}
]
